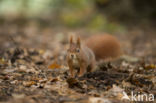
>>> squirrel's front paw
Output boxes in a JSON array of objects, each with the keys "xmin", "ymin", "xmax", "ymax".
[
  {"xmin": 78, "ymin": 73, "xmax": 84, "ymax": 77},
  {"xmin": 70, "ymin": 74, "xmax": 75, "ymax": 78}
]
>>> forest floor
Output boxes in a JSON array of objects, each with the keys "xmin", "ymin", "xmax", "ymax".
[{"xmin": 0, "ymin": 23, "xmax": 155, "ymax": 103}]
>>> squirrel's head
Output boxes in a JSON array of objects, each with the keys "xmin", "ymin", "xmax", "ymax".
[{"xmin": 67, "ymin": 36, "xmax": 81, "ymax": 60}]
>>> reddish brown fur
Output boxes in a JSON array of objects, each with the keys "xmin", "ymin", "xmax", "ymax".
[
  {"xmin": 85, "ymin": 34, "xmax": 122, "ymax": 61},
  {"xmin": 67, "ymin": 36, "xmax": 96, "ymax": 77}
]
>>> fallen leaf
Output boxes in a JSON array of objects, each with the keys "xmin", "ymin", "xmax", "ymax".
[
  {"xmin": 23, "ymin": 81, "xmax": 36, "ymax": 87},
  {"xmin": 0, "ymin": 58, "xmax": 6, "ymax": 64},
  {"xmin": 144, "ymin": 64, "xmax": 156, "ymax": 70},
  {"xmin": 66, "ymin": 78, "xmax": 79, "ymax": 88},
  {"xmin": 50, "ymin": 78, "xmax": 59, "ymax": 83},
  {"xmin": 48, "ymin": 62, "xmax": 61, "ymax": 69}
]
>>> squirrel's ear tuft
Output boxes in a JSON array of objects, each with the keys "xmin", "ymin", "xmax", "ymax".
[
  {"xmin": 70, "ymin": 35, "xmax": 73, "ymax": 44},
  {"xmin": 77, "ymin": 36, "xmax": 81, "ymax": 47}
]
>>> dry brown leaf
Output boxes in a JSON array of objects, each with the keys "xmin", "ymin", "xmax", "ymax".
[
  {"xmin": 48, "ymin": 62, "xmax": 61, "ymax": 69},
  {"xmin": 66, "ymin": 78, "xmax": 79, "ymax": 88},
  {"xmin": 23, "ymin": 81, "xmax": 36, "ymax": 87},
  {"xmin": 144, "ymin": 64, "xmax": 156, "ymax": 70},
  {"xmin": 50, "ymin": 78, "xmax": 59, "ymax": 82},
  {"xmin": 0, "ymin": 58, "xmax": 6, "ymax": 64}
]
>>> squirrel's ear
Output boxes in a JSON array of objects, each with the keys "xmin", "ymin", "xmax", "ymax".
[
  {"xmin": 77, "ymin": 36, "xmax": 81, "ymax": 47},
  {"xmin": 69, "ymin": 35, "xmax": 73, "ymax": 44}
]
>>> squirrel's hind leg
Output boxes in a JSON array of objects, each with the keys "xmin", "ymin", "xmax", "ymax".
[{"xmin": 88, "ymin": 61, "xmax": 96, "ymax": 72}]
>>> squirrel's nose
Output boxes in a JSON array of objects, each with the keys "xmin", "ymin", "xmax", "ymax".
[{"xmin": 71, "ymin": 54, "xmax": 74, "ymax": 58}]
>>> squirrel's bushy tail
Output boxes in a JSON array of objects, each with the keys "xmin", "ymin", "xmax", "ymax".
[{"xmin": 85, "ymin": 34, "xmax": 122, "ymax": 61}]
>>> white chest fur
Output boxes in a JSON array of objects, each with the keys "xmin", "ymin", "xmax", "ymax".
[{"xmin": 72, "ymin": 59, "xmax": 79, "ymax": 68}]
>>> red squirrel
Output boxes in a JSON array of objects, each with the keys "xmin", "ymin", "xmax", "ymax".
[
  {"xmin": 67, "ymin": 34, "xmax": 122, "ymax": 77},
  {"xmin": 67, "ymin": 36, "xmax": 96, "ymax": 77}
]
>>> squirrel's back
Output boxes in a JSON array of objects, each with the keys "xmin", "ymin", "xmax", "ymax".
[
  {"xmin": 85, "ymin": 34, "xmax": 122, "ymax": 60},
  {"xmin": 81, "ymin": 45, "xmax": 95, "ymax": 64}
]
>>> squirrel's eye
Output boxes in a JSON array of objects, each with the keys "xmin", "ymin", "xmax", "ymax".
[{"xmin": 76, "ymin": 49, "xmax": 80, "ymax": 52}]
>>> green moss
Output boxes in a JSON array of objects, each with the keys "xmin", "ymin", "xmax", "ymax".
[
  {"xmin": 61, "ymin": 12, "xmax": 83, "ymax": 27},
  {"xmin": 66, "ymin": 0, "xmax": 91, "ymax": 9},
  {"xmin": 87, "ymin": 15, "xmax": 126, "ymax": 33},
  {"xmin": 87, "ymin": 15, "xmax": 106, "ymax": 30}
]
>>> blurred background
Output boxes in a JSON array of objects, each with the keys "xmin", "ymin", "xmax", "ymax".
[
  {"xmin": 0, "ymin": 1, "xmax": 155, "ymax": 102},
  {"xmin": 0, "ymin": 0, "xmax": 155, "ymax": 61},
  {"xmin": 0, "ymin": 0, "xmax": 156, "ymax": 30}
]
